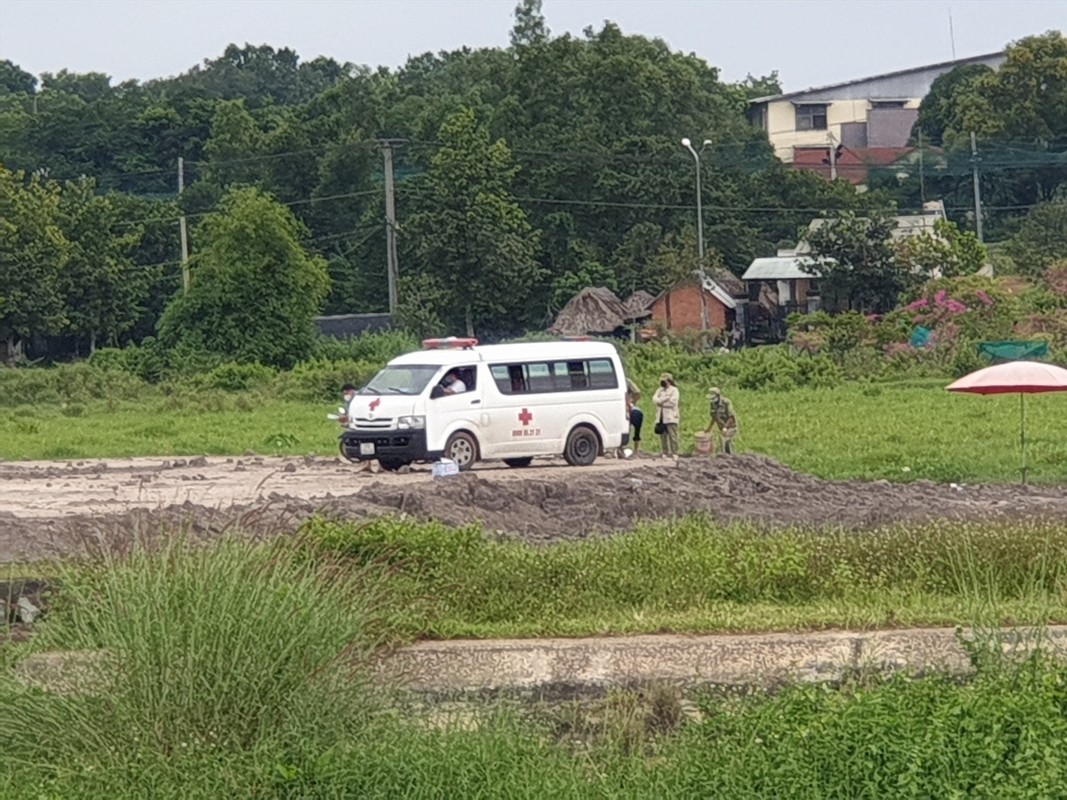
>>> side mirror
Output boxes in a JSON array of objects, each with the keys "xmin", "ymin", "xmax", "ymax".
[{"xmin": 430, "ymin": 385, "xmax": 445, "ymax": 399}]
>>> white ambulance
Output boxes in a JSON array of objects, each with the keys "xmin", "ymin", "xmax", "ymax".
[{"xmin": 339, "ymin": 337, "xmax": 630, "ymax": 471}]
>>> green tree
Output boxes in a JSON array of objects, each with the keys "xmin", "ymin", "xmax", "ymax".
[
  {"xmin": 39, "ymin": 70, "xmax": 112, "ymax": 103},
  {"xmin": 550, "ymin": 260, "xmax": 618, "ymax": 311},
  {"xmin": 954, "ymin": 32, "xmax": 1067, "ymax": 143},
  {"xmin": 1003, "ymin": 202, "xmax": 1067, "ymax": 277},
  {"xmin": 911, "ymin": 63, "xmax": 993, "ymax": 146},
  {"xmin": 0, "ymin": 60, "xmax": 36, "ymax": 95},
  {"xmin": 406, "ymin": 108, "xmax": 542, "ymax": 336},
  {"xmin": 735, "ymin": 71, "xmax": 782, "ymax": 100},
  {"xmin": 801, "ymin": 212, "xmax": 912, "ymax": 313},
  {"xmin": 394, "ymin": 272, "xmax": 449, "ymax": 340},
  {"xmin": 57, "ymin": 179, "xmax": 146, "ymax": 353},
  {"xmin": 895, "ymin": 219, "xmax": 987, "ymax": 281},
  {"xmin": 0, "ymin": 166, "xmax": 68, "ymax": 360},
  {"xmin": 511, "ymin": 0, "xmax": 550, "ymax": 48},
  {"xmin": 202, "ymin": 100, "xmax": 266, "ymax": 187},
  {"xmin": 108, "ymin": 193, "xmax": 184, "ymax": 343},
  {"xmin": 158, "ymin": 187, "xmax": 330, "ymax": 367},
  {"xmin": 648, "ymin": 229, "xmax": 711, "ymax": 292}
]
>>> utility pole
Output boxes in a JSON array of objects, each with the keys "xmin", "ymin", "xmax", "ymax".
[
  {"xmin": 380, "ymin": 140, "xmax": 402, "ymax": 315},
  {"xmin": 970, "ymin": 131, "xmax": 984, "ymax": 243},
  {"xmin": 178, "ymin": 157, "xmax": 190, "ymax": 293},
  {"xmin": 918, "ymin": 130, "xmax": 926, "ymax": 203}
]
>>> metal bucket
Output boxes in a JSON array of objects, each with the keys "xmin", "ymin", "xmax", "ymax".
[{"xmin": 694, "ymin": 432, "xmax": 713, "ymax": 455}]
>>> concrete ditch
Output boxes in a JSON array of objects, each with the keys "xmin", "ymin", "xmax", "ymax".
[
  {"xmin": 15, "ymin": 626, "xmax": 1065, "ymax": 699},
  {"xmin": 376, "ymin": 626, "xmax": 1067, "ymax": 698}
]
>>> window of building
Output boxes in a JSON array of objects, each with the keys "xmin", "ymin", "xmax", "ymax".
[
  {"xmin": 795, "ymin": 103, "xmax": 828, "ymax": 131},
  {"xmin": 871, "ymin": 100, "xmax": 907, "ymax": 109}
]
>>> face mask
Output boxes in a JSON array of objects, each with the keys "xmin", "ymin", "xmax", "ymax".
[{"xmin": 660, "ymin": 381, "xmax": 667, "ymax": 388}]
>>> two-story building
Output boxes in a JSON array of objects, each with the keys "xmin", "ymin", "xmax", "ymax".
[{"xmin": 748, "ymin": 52, "xmax": 1006, "ymax": 180}]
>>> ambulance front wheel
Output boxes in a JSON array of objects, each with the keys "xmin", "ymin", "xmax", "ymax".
[
  {"xmin": 444, "ymin": 431, "xmax": 478, "ymax": 471},
  {"xmin": 564, "ymin": 426, "xmax": 599, "ymax": 467}
]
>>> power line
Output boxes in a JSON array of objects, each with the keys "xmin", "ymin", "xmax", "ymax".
[{"xmin": 108, "ymin": 187, "xmax": 381, "ymax": 231}]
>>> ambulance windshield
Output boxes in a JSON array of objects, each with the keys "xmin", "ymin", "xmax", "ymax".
[{"xmin": 359, "ymin": 365, "xmax": 440, "ymax": 396}]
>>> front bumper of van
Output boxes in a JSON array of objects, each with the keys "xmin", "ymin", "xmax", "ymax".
[{"xmin": 339, "ymin": 429, "xmax": 439, "ymax": 463}]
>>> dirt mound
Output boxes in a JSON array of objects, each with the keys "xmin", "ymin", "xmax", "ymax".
[
  {"xmin": 324, "ymin": 454, "xmax": 1067, "ymax": 541},
  {"xmin": 3, "ymin": 455, "xmax": 1066, "ymax": 563}
]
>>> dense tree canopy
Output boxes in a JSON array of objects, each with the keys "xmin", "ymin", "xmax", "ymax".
[
  {"xmin": 157, "ymin": 187, "xmax": 329, "ymax": 368},
  {"xmin": 0, "ymin": 9, "xmax": 1063, "ymax": 360}
]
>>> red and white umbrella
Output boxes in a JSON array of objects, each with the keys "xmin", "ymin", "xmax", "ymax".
[{"xmin": 946, "ymin": 360, "xmax": 1067, "ymax": 483}]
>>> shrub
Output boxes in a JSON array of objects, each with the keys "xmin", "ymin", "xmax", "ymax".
[
  {"xmin": 274, "ymin": 358, "xmax": 381, "ymax": 402},
  {"xmin": 0, "ymin": 362, "xmax": 148, "ymax": 407},
  {"xmin": 0, "ymin": 535, "xmax": 393, "ymax": 773},
  {"xmin": 312, "ymin": 330, "xmax": 419, "ymax": 365},
  {"xmin": 189, "ymin": 362, "xmax": 278, "ymax": 393}
]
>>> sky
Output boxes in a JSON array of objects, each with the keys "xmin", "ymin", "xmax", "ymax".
[{"xmin": 0, "ymin": 0, "xmax": 1063, "ymax": 93}]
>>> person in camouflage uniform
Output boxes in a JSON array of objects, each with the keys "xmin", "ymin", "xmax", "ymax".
[{"xmin": 705, "ymin": 387, "xmax": 739, "ymax": 455}]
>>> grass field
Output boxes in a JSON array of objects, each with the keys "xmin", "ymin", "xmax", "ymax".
[
  {"xmin": 306, "ymin": 515, "xmax": 1067, "ymax": 639},
  {"xmin": 1, "ymin": 381, "xmax": 1063, "ymax": 482},
  {"xmin": 3, "ymin": 358, "xmax": 1065, "ymax": 796},
  {"xmin": 3, "ymin": 532, "xmax": 1065, "ymax": 798}
]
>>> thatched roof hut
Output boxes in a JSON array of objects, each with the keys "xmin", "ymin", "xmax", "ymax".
[
  {"xmin": 549, "ymin": 287, "xmax": 628, "ymax": 336},
  {"xmin": 622, "ymin": 290, "xmax": 656, "ymax": 321}
]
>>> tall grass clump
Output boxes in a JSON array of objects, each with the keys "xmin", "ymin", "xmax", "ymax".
[{"xmin": 0, "ymin": 534, "xmax": 395, "ymax": 792}]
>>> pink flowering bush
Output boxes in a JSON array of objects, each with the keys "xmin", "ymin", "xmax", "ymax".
[
  {"xmin": 782, "ymin": 274, "xmax": 1062, "ymax": 380},
  {"xmin": 892, "ymin": 277, "xmax": 1018, "ymax": 342}
]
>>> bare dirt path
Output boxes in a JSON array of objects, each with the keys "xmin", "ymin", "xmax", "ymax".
[
  {"xmin": 3, "ymin": 454, "xmax": 1067, "ymax": 564},
  {"xmin": 0, "ymin": 454, "xmax": 638, "ymax": 520}
]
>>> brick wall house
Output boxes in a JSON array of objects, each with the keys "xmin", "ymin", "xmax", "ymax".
[{"xmin": 649, "ymin": 274, "xmax": 739, "ymax": 334}]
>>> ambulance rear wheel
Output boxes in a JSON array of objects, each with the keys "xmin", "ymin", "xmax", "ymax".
[
  {"xmin": 504, "ymin": 457, "xmax": 533, "ymax": 468},
  {"xmin": 445, "ymin": 431, "xmax": 478, "ymax": 471},
  {"xmin": 564, "ymin": 426, "xmax": 599, "ymax": 467}
]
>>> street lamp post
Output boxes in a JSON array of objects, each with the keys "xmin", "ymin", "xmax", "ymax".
[
  {"xmin": 682, "ymin": 137, "xmax": 712, "ymax": 331},
  {"xmin": 681, "ymin": 137, "xmax": 712, "ymax": 267}
]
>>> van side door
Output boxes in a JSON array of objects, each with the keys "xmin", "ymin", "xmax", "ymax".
[{"xmin": 424, "ymin": 365, "xmax": 483, "ymax": 453}]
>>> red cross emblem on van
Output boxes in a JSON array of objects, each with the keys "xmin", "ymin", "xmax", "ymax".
[
  {"xmin": 518, "ymin": 408, "xmax": 533, "ymax": 426},
  {"xmin": 369, "ymin": 398, "xmax": 381, "ymax": 411}
]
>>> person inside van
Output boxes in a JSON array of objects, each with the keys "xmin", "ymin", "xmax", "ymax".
[{"xmin": 441, "ymin": 370, "xmax": 467, "ymax": 395}]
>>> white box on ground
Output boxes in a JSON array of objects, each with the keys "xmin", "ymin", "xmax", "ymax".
[{"xmin": 432, "ymin": 459, "xmax": 460, "ymax": 478}]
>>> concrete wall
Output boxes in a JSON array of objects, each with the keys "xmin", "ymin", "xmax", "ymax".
[
  {"xmin": 868, "ymin": 107, "xmax": 920, "ymax": 147},
  {"xmin": 766, "ymin": 99, "xmax": 870, "ymax": 160}
]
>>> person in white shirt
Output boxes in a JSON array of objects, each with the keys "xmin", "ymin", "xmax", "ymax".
[{"xmin": 442, "ymin": 370, "xmax": 467, "ymax": 395}]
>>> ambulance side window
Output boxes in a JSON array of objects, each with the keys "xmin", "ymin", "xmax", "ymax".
[
  {"xmin": 491, "ymin": 364, "xmax": 527, "ymax": 394},
  {"xmin": 527, "ymin": 363, "xmax": 554, "ymax": 392},
  {"xmin": 587, "ymin": 359, "xmax": 618, "ymax": 389},
  {"xmin": 490, "ymin": 365, "xmax": 511, "ymax": 393},
  {"xmin": 489, "ymin": 358, "xmax": 618, "ymax": 394},
  {"xmin": 566, "ymin": 361, "xmax": 588, "ymax": 389}
]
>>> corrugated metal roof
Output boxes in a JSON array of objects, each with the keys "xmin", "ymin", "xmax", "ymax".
[
  {"xmin": 748, "ymin": 51, "xmax": 1004, "ymax": 104},
  {"xmin": 794, "ymin": 213, "xmax": 945, "ymax": 254},
  {"xmin": 742, "ymin": 257, "xmax": 824, "ymax": 281}
]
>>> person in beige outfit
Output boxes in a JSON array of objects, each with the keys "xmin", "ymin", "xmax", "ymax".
[{"xmin": 652, "ymin": 372, "xmax": 680, "ymax": 457}]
